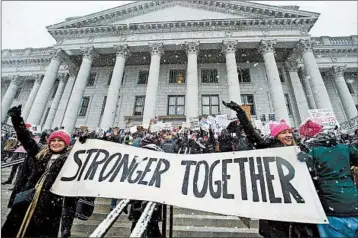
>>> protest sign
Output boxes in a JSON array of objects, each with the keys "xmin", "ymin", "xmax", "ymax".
[
  {"xmin": 339, "ymin": 116, "xmax": 358, "ymax": 133},
  {"xmin": 163, "ymin": 122, "xmax": 172, "ymax": 131},
  {"xmin": 199, "ymin": 119, "xmax": 210, "ymax": 132},
  {"xmin": 308, "ymin": 108, "xmax": 339, "ymax": 129},
  {"xmin": 189, "ymin": 117, "xmax": 200, "ymax": 131},
  {"xmin": 1, "ymin": 123, "xmax": 15, "ymax": 134},
  {"xmin": 129, "ymin": 126, "xmax": 137, "ymax": 134},
  {"xmin": 241, "ymin": 105, "xmax": 251, "ymax": 121},
  {"xmin": 207, "ymin": 116, "xmax": 216, "ymax": 125},
  {"xmin": 51, "ymin": 139, "xmax": 327, "ymax": 224}
]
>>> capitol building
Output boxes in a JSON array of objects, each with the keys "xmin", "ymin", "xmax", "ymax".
[{"xmin": 2, "ymin": 0, "xmax": 357, "ymax": 134}]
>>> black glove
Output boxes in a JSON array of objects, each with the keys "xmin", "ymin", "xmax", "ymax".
[
  {"xmin": 222, "ymin": 101, "xmax": 245, "ymax": 115},
  {"xmin": 8, "ymin": 105, "xmax": 22, "ymax": 117},
  {"xmin": 79, "ymin": 133, "xmax": 88, "ymax": 144},
  {"xmin": 297, "ymin": 151, "xmax": 312, "ymax": 162}
]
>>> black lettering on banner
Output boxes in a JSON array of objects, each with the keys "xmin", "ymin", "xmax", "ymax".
[
  {"xmin": 84, "ymin": 149, "xmax": 109, "ymax": 180},
  {"xmin": 249, "ymin": 157, "xmax": 267, "ymax": 202},
  {"xmin": 263, "ymin": 157, "xmax": 282, "ymax": 203},
  {"xmin": 193, "ymin": 161, "xmax": 209, "ymax": 198},
  {"xmin": 222, "ymin": 159, "xmax": 234, "ymax": 199},
  {"xmin": 60, "ymin": 150, "xmax": 86, "ymax": 181},
  {"xmin": 276, "ymin": 157, "xmax": 305, "ymax": 203},
  {"xmin": 181, "ymin": 160, "xmax": 197, "ymax": 195},
  {"xmin": 209, "ymin": 160, "xmax": 221, "ymax": 199},
  {"xmin": 148, "ymin": 158, "xmax": 170, "ymax": 188},
  {"xmin": 234, "ymin": 157, "xmax": 248, "ymax": 200},
  {"xmin": 138, "ymin": 157, "xmax": 158, "ymax": 186},
  {"xmin": 109, "ymin": 154, "xmax": 136, "ymax": 182},
  {"xmin": 78, "ymin": 149, "xmax": 98, "ymax": 181},
  {"xmin": 98, "ymin": 153, "xmax": 122, "ymax": 182},
  {"xmin": 127, "ymin": 157, "xmax": 146, "ymax": 184}
]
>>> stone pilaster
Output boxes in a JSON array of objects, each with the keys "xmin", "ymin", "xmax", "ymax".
[
  {"xmin": 142, "ymin": 43, "xmax": 164, "ymax": 125},
  {"xmin": 1, "ymin": 76, "xmax": 20, "ymax": 122},
  {"xmin": 62, "ymin": 47, "xmax": 99, "ymax": 133},
  {"xmin": 43, "ymin": 74, "xmax": 67, "ymax": 129},
  {"xmin": 259, "ymin": 40, "xmax": 290, "ymax": 123},
  {"xmin": 222, "ymin": 40, "xmax": 242, "ymax": 119},
  {"xmin": 22, "ymin": 75, "xmax": 42, "ymax": 121},
  {"xmin": 331, "ymin": 66, "xmax": 358, "ymax": 119},
  {"xmin": 185, "ymin": 41, "xmax": 199, "ymax": 121},
  {"xmin": 285, "ymin": 61, "xmax": 310, "ymax": 122},
  {"xmin": 297, "ymin": 39, "xmax": 333, "ymax": 110},
  {"xmin": 101, "ymin": 45, "xmax": 130, "ymax": 129},
  {"xmin": 26, "ymin": 49, "xmax": 62, "ymax": 125}
]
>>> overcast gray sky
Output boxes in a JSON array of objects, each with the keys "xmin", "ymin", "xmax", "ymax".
[{"xmin": 2, "ymin": 1, "xmax": 357, "ymax": 49}]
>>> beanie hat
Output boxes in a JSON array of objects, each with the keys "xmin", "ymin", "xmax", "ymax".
[
  {"xmin": 269, "ymin": 120, "xmax": 292, "ymax": 137},
  {"xmin": 48, "ymin": 130, "xmax": 71, "ymax": 147},
  {"xmin": 298, "ymin": 119, "xmax": 322, "ymax": 138}
]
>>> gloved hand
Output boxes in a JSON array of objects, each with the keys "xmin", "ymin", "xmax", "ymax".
[
  {"xmin": 222, "ymin": 101, "xmax": 245, "ymax": 114},
  {"xmin": 8, "ymin": 105, "xmax": 22, "ymax": 117},
  {"xmin": 297, "ymin": 151, "xmax": 312, "ymax": 162},
  {"xmin": 79, "ymin": 132, "xmax": 88, "ymax": 144}
]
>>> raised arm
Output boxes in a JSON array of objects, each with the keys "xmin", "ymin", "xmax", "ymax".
[{"xmin": 8, "ymin": 105, "xmax": 40, "ymax": 157}]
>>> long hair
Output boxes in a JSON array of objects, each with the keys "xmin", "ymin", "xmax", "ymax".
[{"xmin": 35, "ymin": 146, "xmax": 51, "ymax": 160}]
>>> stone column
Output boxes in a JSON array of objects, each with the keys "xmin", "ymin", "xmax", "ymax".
[
  {"xmin": 22, "ymin": 75, "xmax": 42, "ymax": 121},
  {"xmin": 43, "ymin": 74, "xmax": 67, "ymax": 129},
  {"xmin": 52, "ymin": 69, "xmax": 77, "ymax": 129},
  {"xmin": 62, "ymin": 47, "xmax": 99, "ymax": 134},
  {"xmin": 185, "ymin": 41, "xmax": 199, "ymax": 121},
  {"xmin": 223, "ymin": 41, "xmax": 242, "ymax": 119},
  {"xmin": 101, "ymin": 45, "xmax": 130, "ymax": 129},
  {"xmin": 332, "ymin": 66, "xmax": 358, "ymax": 119},
  {"xmin": 300, "ymin": 68, "xmax": 317, "ymax": 109},
  {"xmin": 1, "ymin": 76, "xmax": 20, "ymax": 122},
  {"xmin": 142, "ymin": 43, "xmax": 164, "ymax": 125},
  {"xmin": 259, "ymin": 40, "xmax": 290, "ymax": 123},
  {"xmin": 286, "ymin": 62, "xmax": 310, "ymax": 122},
  {"xmin": 26, "ymin": 49, "xmax": 62, "ymax": 125},
  {"xmin": 297, "ymin": 39, "xmax": 333, "ymax": 110}
]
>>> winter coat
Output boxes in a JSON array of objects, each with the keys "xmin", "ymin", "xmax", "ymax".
[
  {"xmin": 304, "ymin": 132, "xmax": 358, "ymax": 217},
  {"xmin": 218, "ymin": 134, "xmax": 233, "ymax": 152},
  {"xmin": 1, "ymin": 114, "xmax": 77, "ymax": 238},
  {"xmin": 160, "ymin": 138, "xmax": 176, "ymax": 153}
]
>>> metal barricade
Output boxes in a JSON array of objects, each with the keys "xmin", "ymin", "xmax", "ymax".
[{"xmin": 1, "ymin": 158, "xmax": 25, "ymax": 169}]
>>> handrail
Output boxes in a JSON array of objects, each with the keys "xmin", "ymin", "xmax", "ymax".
[
  {"xmin": 130, "ymin": 202, "xmax": 157, "ymax": 238},
  {"xmin": 1, "ymin": 159, "xmax": 25, "ymax": 169},
  {"xmin": 89, "ymin": 199, "xmax": 130, "ymax": 238}
]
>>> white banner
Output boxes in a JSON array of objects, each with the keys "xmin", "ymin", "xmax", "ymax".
[{"xmin": 51, "ymin": 139, "xmax": 327, "ymax": 224}]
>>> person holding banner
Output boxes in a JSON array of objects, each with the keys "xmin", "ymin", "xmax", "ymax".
[
  {"xmin": 223, "ymin": 101, "xmax": 319, "ymax": 238},
  {"xmin": 299, "ymin": 120, "xmax": 358, "ymax": 237},
  {"xmin": 2, "ymin": 105, "xmax": 78, "ymax": 238}
]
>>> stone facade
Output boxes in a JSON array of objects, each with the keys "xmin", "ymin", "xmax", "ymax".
[{"xmin": 1, "ymin": 1, "xmax": 357, "ymax": 133}]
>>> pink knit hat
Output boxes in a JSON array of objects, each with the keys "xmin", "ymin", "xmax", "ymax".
[
  {"xmin": 48, "ymin": 130, "xmax": 71, "ymax": 147},
  {"xmin": 298, "ymin": 119, "xmax": 322, "ymax": 138},
  {"xmin": 269, "ymin": 120, "xmax": 292, "ymax": 137}
]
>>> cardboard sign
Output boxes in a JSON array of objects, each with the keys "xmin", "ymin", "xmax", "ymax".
[
  {"xmin": 130, "ymin": 126, "xmax": 137, "ymax": 134},
  {"xmin": 51, "ymin": 140, "xmax": 328, "ymax": 224},
  {"xmin": 241, "ymin": 105, "xmax": 252, "ymax": 121},
  {"xmin": 308, "ymin": 108, "xmax": 339, "ymax": 129},
  {"xmin": 189, "ymin": 117, "xmax": 200, "ymax": 131}
]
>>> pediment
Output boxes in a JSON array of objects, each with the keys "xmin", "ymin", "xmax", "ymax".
[{"xmin": 47, "ymin": 1, "xmax": 320, "ymax": 30}]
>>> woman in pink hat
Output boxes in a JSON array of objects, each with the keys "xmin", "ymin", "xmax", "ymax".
[{"xmin": 2, "ymin": 105, "xmax": 77, "ymax": 238}]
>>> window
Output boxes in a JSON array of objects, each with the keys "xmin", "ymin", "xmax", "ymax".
[
  {"xmin": 51, "ymin": 80, "xmax": 59, "ymax": 98},
  {"xmin": 107, "ymin": 72, "xmax": 113, "ymax": 86},
  {"xmin": 87, "ymin": 73, "xmax": 96, "ymax": 86},
  {"xmin": 14, "ymin": 88, "xmax": 22, "ymax": 100},
  {"xmin": 279, "ymin": 69, "xmax": 285, "ymax": 82},
  {"xmin": 78, "ymin": 96, "xmax": 90, "ymax": 116},
  {"xmin": 238, "ymin": 69, "xmax": 251, "ymax": 83},
  {"xmin": 201, "ymin": 69, "xmax": 218, "ymax": 83},
  {"xmin": 169, "ymin": 70, "xmax": 185, "ymax": 84},
  {"xmin": 138, "ymin": 70, "xmax": 149, "ymax": 84},
  {"xmin": 100, "ymin": 96, "xmax": 107, "ymax": 116},
  {"xmin": 133, "ymin": 96, "xmax": 145, "ymax": 116},
  {"xmin": 202, "ymin": 95, "xmax": 219, "ymax": 115},
  {"xmin": 241, "ymin": 94, "xmax": 256, "ymax": 115},
  {"xmin": 268, "ymin": 113, "xmax": 276, "ymax": 121},
  {"xmin": 346, "ymin": 82, "xmax": 355, "ymax": 94},
  {"xmin": 168, "ymin": 95, "xmax": 185, "ymax": 115},
  {"xmin": 284, "ymin": 94, "xmax": 293, "ymax": 115}
]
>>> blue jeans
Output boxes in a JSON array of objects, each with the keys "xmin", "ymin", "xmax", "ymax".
[{"xmin": 317, "ymin": 216, "xmax": 358, "ymax": 238}]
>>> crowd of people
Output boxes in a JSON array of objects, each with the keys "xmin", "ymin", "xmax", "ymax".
[{"xmin": 1, "ymin": 102, "xmax": 358, "ymax": 238}]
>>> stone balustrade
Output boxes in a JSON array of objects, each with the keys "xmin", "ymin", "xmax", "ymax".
[{"xmin": 312, "ymin": 36, "xmax": 357, "ymax": 46}]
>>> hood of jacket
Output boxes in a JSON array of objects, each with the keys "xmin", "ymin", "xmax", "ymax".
[{"xmin": 304, "ymin": 131, "xmax": 338, "ymax": 149}]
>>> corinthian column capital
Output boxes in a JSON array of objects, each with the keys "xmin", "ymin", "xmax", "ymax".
[
  {"xmin": 222, "ymin": 41, "xmax": 237, "ymax": 54},
  {"xmin": 50, "ymin": 48, "xmax": 63, "ymax": 60},
  {"xmin": 114, "ymin": 44, "xmax": 131, "ymax": 58},
  {"xmin": 149, "ymin": 43, "xmax": 164, "ymax": 56},
  {"xmin": 81, "ymin": 46, "xmax": 100, "ymax": 60},
  {"xmin": 185, "ymin": 41, "xmax": 200, "ymax": 55},
  {"xmin": 331, "ymin": 66, "xmax": 346, "ymax": 77},
  {"xmin": 10, "ymin": 75, "xmax": 20, "ymax": 85},
  {"xmin": 297, "ymin": 39, "xmax": 316, "ymax": 53},
  {"xmin": 259, "ymin": 40, "xmax": 276, "ymax": 54}
]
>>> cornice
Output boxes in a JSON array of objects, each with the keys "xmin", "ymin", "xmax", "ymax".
[{"xmin": 313, "ymin": 48, "xmax": 358, "ymax": 58}]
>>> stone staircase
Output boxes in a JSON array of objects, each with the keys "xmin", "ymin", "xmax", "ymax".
[{"xmin": 1, "ymin": 167, "xmax": 261, "ymax": 237}]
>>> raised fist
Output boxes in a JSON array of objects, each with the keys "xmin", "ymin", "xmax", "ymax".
[
  {"xmin": 222, "ymin": 101, "xmax": 245, "ymax": 114},
  {"xmin": 7, "ymin": 105, "xmax": 22, "ymax": 118}
]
